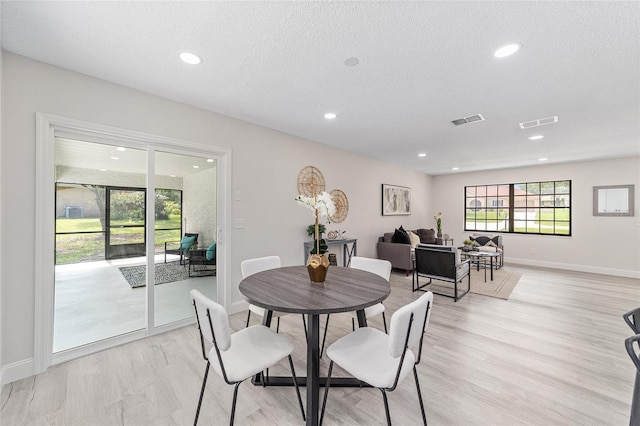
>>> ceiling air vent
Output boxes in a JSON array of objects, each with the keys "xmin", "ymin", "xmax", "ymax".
[
  {"xmin": 519, "ymin": 115, "xmax": 558, "ymax": 129},
  {"xmin": 451, "ymin": 114, "xmax": 485, "ymax": 126}
]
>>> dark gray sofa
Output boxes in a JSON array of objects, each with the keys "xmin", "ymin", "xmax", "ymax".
[{"xmin": 377, "ymin": 228, "xmax": 441, "ymax": 275}]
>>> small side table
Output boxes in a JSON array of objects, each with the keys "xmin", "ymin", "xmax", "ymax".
[{"xmin": 443, "ymin": 238, "xmax": 454, "ymax": 246}]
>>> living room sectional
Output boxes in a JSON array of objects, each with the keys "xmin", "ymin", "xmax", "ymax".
[{"xmin": 377, "ymin": 228, "xmax": 441, "ymax": 275}]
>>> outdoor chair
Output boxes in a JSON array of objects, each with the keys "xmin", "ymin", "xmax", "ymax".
[
  {"xmin": 413, "ymin": 244, "xmax": 470, "ymax": 301},
  {"xmin": 190, "ymin": 289, "xmax": 305, "ymax": 425},
  {"xmin": 320, "ymin": 291, "xmax": 434, "ymax": 426},
  {"xmin": 188, "ymin": 242, "xmax": 217, "ymax": 277},
  {"xmin": 164, "ymin": 232, "xmax": 198, "ymax": 265}
]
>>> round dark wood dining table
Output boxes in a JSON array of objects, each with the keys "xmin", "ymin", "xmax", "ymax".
[{"xmin": 239, "ymin": 265, "xmax": 390, "ymax": 426}]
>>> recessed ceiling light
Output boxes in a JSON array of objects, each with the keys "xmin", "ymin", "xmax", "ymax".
[
  {"xmin": 452, "ymin": 167, "xmax": 459, "ymax": 171},
  {"xmin": 494, "ymin": 43, "xmax": 521, "ymax": 58},
  {"xmin": 538, "ymin": 158, "xmax": 548, "ymax": 161},
  {"xmin": 193, "ymin": 165, "xmax": 200, "ymax": 169},
  {"xmin": 207, "ymin": 159, "xmax": 214, "ymax": 163},
  {"xmin": 528, "ymin": 135, "xmax": 544, "ymax": 140},
  {"xmin": 100, "ymin": 169, "xmax": 107, "ymax": 172},
  {"xmin": 116, "ymin": 147, "xmax": 126, "ymax": 151},
  {"xmin": 344, "ymin": 57, "xmax": 359, "ymax": 67},
  {"xmin": 110, "ymin": 156, "xmax": 119, "ymax": 160},
  {"xmin": 324, "ymin": 113, "xmax": 337, "ymax": 119},
  {"xmin": 418, "ymin": 153, "xmax": 427, "ymax": 157},
  {"xmin": 170, "ymin": 175, "xmax": 177, "ymax": 178},
  {"xmin": 179, "ymin": 52, "xmax": 201, "ymax": 65}
]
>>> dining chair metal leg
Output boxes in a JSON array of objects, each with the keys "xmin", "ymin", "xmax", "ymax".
[
  {"xmin": 276, "ymin": 317, "xmax": 281, "ymax": 333},
  {"xmin": 245, "ymin": 311, "xmax": 251, "ymax": 328},
  {"xmin": 319, "ymin": 360, "xmax": 334, "ymax": 426},
  {"xmin": 413, "ymin": 366, "xmax": 427, "ymax": 425},
  {"xmin": 287, "ymin": 355, "xmax": 306, "ymax": 421},
  {"xmin": 380, "ymin": 388, "xmax": 392, "ymax": 426},
  {"xmin": 229, "ymin": 382, "xmax": 241, "ymax": 426},
  {"xmin": 302, "ymin": 315, "xmax": 308, "ymax": 341},
  {"xmin": 382, "ymin": 312, "xmax": 388, "ymax": 333},
  {"xmin": 194, "ymin": 362, "xmax": 210, "ymax": 426},
  {"xmin": 320, "ymin": 314, "xmax": 330, "ymax": 357}
]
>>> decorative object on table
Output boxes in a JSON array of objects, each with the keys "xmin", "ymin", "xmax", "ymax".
[
  {"xmin": 296, "ymin": 190, "xmax": 336, "ymax": 283},
  {"xmin": 443, "ymin": 233, "xmax": 449, "ymax": 240},
  {"xmin": 381, "ymin": 184, "xmax": 411, "ymax": 216},
  {"xmin": 297, "ymin": 165, "xmax": 325, "ymax": 197},
  {"xmin": 328, "ymin": 253, "xmax": 338, "ymax": 266},
  {"xmin": 329, "ymin": 189, "xmax": 349, "ymax": 223},
  {"xmin": 327, "ymin": 229, "xmax": 346, "ymax": 240},
  {"xmin": 433, "ymin": 211, "xmax": 443, "ymax": 237},
  {"xmin": 463, "ymin": 239, "xmax": 473, "ymax": 251}
]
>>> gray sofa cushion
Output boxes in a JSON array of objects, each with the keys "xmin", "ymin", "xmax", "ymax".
[{"xmin": 416, "ymin": 228, "xmax": 437, "ymax": 244}]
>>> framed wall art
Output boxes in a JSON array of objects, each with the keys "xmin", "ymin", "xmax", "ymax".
[{"xmin": 381, "ymin": 184, "xmax": 411, "ymax": 216}]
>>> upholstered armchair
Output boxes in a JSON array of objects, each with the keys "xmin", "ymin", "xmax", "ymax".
[{"xmin": 412, "ymin": 244, "xmax": 470, "ymax": 301}]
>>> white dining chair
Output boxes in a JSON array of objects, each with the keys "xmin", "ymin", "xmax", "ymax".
[
  {"xmin": 241, "ymin": 256, "xmax": 308, "ymax": 338},
  {"xmin": 320, "ymin": 291, "xmax": 434, "ymax": 426},
  {"xmin": 320, "ymin": 257, "xmax": 392, "ymax": 356},
  {"xmin": 190, "ymin": 289, "xmax": 305, "ymax": 425}
]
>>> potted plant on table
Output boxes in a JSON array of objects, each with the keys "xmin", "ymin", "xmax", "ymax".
[{"xmin": 296, "ymin": 191, "xmax": 336, "ymax": 283}]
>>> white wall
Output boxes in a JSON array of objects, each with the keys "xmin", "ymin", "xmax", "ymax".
[
  {"xmin": 432, "ymin": 157, "xmax": 640, "ymax": 278},
  {"xmin": 183, "ymin": 167, "xmax": 217, "ymax": 244},
  {"xmin": 0, "ymin": 52, "xmax": 433, "ymax": 377}
]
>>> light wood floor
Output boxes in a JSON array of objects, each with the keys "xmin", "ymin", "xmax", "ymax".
[{"xmin": 1, "ymin": 265, "xmax": 638, "ymax": 425}]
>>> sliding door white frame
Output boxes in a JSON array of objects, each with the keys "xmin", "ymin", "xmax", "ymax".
[{"xmin": 34, "ymin": 113, "xmax": 231, "ymax": 374}]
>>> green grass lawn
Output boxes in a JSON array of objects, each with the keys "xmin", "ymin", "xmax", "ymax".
[{"xmin": 56, "ymin": 216, "xmax": 182, "ymax": 264}]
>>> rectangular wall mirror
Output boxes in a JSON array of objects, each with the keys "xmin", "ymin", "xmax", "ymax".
[{"xmin": 593, "ymin": 184, "xmax": 634, "ymax": 216}]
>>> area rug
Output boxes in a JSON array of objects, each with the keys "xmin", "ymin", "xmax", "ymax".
[
  {"xmin": 392, "ymin": 268, "xmax": 521, "ymax": 300},
  {"xmin": 119, "ymin": 261, "xmax": 189, "ymax": 288},
  {"xmin": 468, "ymin": 269, "xmax": 522, "ymax": 300}
]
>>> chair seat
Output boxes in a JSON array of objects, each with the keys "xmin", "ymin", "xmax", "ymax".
[
  {"xmin": 208, "ymin": 325, "xmax": 294, "ymax": 382},
  {"xmin": 248, "ymin": 304, "xmax": 289, "ymax": 318},
  {"xmin": 363, "ymin": 302, "xmax": 385, "ymax": 319},
  {"xmin": 326, "ymin": 327, "xmax": 415, "ymax": 389},
  {"xmin": 457, "ymin": 262, "xmax": 470, "ymax": 280}
]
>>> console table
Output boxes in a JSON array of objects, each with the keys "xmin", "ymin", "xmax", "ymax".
[{"xmin": 303, "ymin": 238, "xmax": 357, "ymax": 267}]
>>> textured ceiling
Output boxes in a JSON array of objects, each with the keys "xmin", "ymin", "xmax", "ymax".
[{"xmin": 2, "ymin": 1, "xmax": 639, "ymax": 175}]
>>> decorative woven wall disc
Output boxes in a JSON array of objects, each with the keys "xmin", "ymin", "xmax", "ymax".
[{"xmin": 297, "ymin": 166, "xmax": 325, "ymax": 197}]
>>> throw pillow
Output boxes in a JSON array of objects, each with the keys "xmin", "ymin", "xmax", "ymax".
[
  {"xmin": 206, "ymin": 243, "xmax": 216, "ymax": 261},
  {"xmin": 391, "ymin": 228, "xmax": 411, "ymax": 244},
  {"xmin": 407, "ymin": 230, "xmax": 421, "ymax": 248},
  {"xmin": 417, "ymin": 228, "xmax": 436, "ymax": 244},
  {"xmin": 180, "ymin": 235, "xmax": 196, "ymax": 250}
]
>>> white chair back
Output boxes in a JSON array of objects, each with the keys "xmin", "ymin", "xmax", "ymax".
[
  {"xmin": 388, "ymin": 292, "xmax": 433, "ymax": 358},
  {"xmin": 350, "ymin": 256, "xmax": 392, "ymax": 281},
  {"xmin": 241, "ymin": 255, "xmax": 281, "ymax": 279},
  {"xmin": 190, "ymin": 289, "xmax": 232, "ymax": 351}
]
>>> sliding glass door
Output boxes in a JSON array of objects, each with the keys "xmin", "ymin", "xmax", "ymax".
[
  {"xmin": 52, "ymin": 137, "xmax": 220, "ymax": 353},
  {"xmin": 153, "ymin": 150, "xmax": 218, "ymax": 327}
]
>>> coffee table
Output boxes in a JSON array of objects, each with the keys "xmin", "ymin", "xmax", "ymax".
[{"xmin": 461, "ymin": 250, "xmax": 500, "ymax": 281}]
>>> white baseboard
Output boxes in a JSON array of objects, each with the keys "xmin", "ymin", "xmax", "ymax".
[
  {"xmin": 1, "ymin": 357, "xmax": 34, "ymax": 386},
  {"xmin": 506, "ymin": 257, "xmax": 640, "ymax": 279}
]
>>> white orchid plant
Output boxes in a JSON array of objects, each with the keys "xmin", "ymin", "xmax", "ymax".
[{"xmin": 296, "ymin": 191, "xmax": 336, "ymax": 255}]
